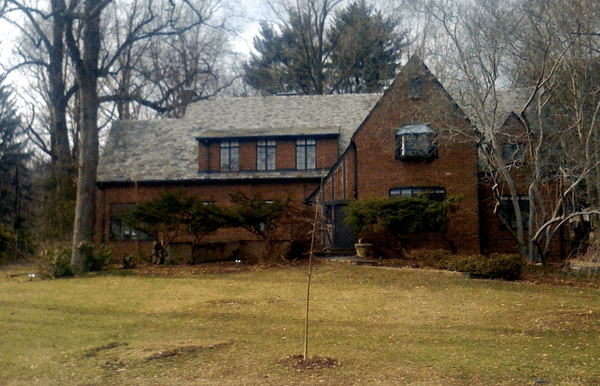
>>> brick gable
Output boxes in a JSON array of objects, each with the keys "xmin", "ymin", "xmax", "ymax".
[{"xmin": 313, "ymin": 56, "xmax": 480, "ymax": 254}]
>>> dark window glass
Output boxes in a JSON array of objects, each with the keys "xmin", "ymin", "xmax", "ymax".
[
  {"xmin": 257, "ymin": 140, "xmax": 276, "ymax": 170},
  {"xmin": 501, "ymin": 142, "xmax": 525, "ymax": 165},
  {"xmin": 410, "ymin": 77, "xmax": 422, "ymax": 97},
  {"xmin": 396, "ymin": 124, "xmax": 437, "ymax": 160},
  {"xmin": 389, "ymin": 187, "xmax": 446, "ymax": 202},
  {"xmin": 296, "ymin": 139, "xmax": 316, "ymax": 169},
  {"xmin": 499, "ymin": 196, "xmax": 529, "ymax": 229},
  {"xmin": 220, "ymin": 141, "xmax": 239, "ymax": 171},
  {"xmin": 109, "ymin": 204, "xmax": 152, "ymax": 241}
]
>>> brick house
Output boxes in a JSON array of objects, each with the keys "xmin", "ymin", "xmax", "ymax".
[
  {"xmin": 96, "ymin": 56, "xmax": 548, "ymax": 261},
  {"xmin": 306, "ymin": 56, "xmax": 480, "ymax": 254},
  {"xmin": 476, "ymin": 97, "xmax": 569, "ymax": 261},
  {"xmin": 96, "ymin": 91, "xmax": 381, "ymax": 260}
]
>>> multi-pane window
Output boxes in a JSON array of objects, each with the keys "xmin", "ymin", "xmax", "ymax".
[
  {"xmin": 389, "ymin": 187, "xmax": 446, "ymax": 202},
  {"xmin": 257, "ymin": 140, "xmax": 276, "ymax": 170},
  {"xmin": 220, "ymin": 140, "xmax": 239, "ymax": 171},
  {"xmin": 499, "ymin": 196, "xmax": 530, "ymax": 229},
  {"xmin": 109, "ymin": 204, "xmax": 152, "ymax": 241},
  {"xmin": 296, "ymin": 139, "xmax": 316, "ymax": 170},
  {"xmin": 396, "ymin": 124, "xmax": 437, "ymax": 160}
]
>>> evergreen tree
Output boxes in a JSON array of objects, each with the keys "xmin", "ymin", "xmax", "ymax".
[
  {"xmin": 243, "ymin": 0, "xmax": 405, "ymax": 95},
  {"xmin": 327, "ymin": 1, "xmax": 404, "ymax": 93},
  {"xmin": 0, "ymin": 77, "xmax": 29, "ymax": 261}
]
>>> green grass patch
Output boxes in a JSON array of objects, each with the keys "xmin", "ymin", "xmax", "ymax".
[{"xmin": 1, "ymin": 263, "xmax": 599, "ymax": 385}]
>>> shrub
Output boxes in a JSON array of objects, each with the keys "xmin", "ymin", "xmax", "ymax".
[
  {"xmin": 121, "ymin": 254, "xmax": 137, "ymax": 269},
  {"xmin": 79, "ymin": 242, "xmax": 113, "ymax": 272},
  {"xmin": 37, "ymin": 244, "xmax": 74, "ymax": 278},
  {"xmin": 0, "ymin": 224, "xmax": 16, "ymax": 263},
  {"xmin": 480, "ymin": 254, "xmax": 524, "ymax": 281},
  {"xmin": 453, "ymin": 254, "xmax": 523, "ymax": 281},
  {"xmin": 53, "ymin": 254, "xmax": 75, "ymax": 278},
  {"xmin": 445, "ymin": 255, "xmax": 481, "ymax": 273},
  {"xmin": 423, "ymin": 249, "xmax": 453, "ymax": 269}
]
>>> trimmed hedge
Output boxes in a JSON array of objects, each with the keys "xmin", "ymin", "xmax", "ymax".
[
  {"xmin": 392, "ymin": 250, "xmax": 524, "ymax": 281},
  {"xmin": 449, "ymin": 254, "xmax": 524, "ymax": 281}
]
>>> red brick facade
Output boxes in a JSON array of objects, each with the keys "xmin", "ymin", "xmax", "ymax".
[
  {"xmin": 96, "ymin": 57, "xmax": 570, "ymax": 262},
  {"xmin": 198, "ymin": 137, "xmax": 339, "ymax": 173},
  {"xmin": 313, "ymin": 58, "xmax": 481, "ymax": 254},
  {"xmin": 96, "ymin": 179, "xmax": 321, "ymax": 260}
]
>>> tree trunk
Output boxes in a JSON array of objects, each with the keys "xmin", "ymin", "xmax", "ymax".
[
  {"xmin": 70, "ymin": 0, "xmax": 102, "ymax": 272},
  {"xmin": 49, "ymin": 0, "xmax": 72, "ymax": 169}
]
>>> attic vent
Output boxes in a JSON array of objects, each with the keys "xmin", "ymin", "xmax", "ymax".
[{"xmin": 410, "ymin": 77, "xmax": 422, "ymax": 98}]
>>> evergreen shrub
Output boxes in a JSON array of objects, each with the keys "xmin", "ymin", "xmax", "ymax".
[
  {"xmin": 449, "ymin": 254, "xmax": 523, "ymax": 281},
  {"xmin": 79, "ymin": 242, "xmax": 113, "ymax": 272},
  {"xmin": 37, "ymin": 244, "xmax": 74, "ymax": 278}
]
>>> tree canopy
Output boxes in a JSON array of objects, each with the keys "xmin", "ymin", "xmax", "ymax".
[{"xmin": 243, "ymin": 0, "xmax": 405, "ymax": 95}]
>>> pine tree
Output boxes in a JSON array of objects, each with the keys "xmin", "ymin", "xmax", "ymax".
[
  {"xmin": 243, "ymin": 0, "xmax": 405, "ymax": 95},
  {"xmin": 0, "ymin": 77, "xmax": 29, "ymax": 261}
]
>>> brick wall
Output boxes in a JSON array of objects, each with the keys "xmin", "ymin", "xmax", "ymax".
[
  {"xmin": 96, "ymin": 179, "xmax": 320, "ymax": 260},
  {"xmin": 318, "ymin": 58, "xmax": 481, "ymax": 255},
  {"xmin": 198, "ymin": 137, "xmax": 339, "ymax": 172},
  {"xmin": 478, "ymin": 182, "xmax": 567, "ymax": 261}
]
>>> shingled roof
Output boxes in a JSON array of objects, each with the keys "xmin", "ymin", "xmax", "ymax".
[{"xmin": 97, "ymin": 93, "xmax": 381, "ymax": 183}]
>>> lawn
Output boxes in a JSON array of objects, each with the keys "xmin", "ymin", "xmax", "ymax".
[{"xmin": 1, "ymin": 262, "xmax": 599, "ymax": 385}]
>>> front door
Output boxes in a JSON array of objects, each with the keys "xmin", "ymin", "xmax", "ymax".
[{"xmin": 333, "ymin": 204, "xmax": 356, "ymax": 248}]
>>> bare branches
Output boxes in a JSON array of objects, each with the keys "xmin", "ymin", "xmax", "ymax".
[{"xmin": 407, "ymin": 0, "xmax": 600, "ymax": 263}]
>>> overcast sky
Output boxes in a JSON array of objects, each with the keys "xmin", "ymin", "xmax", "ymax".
[{"xmin": 0, "ymin": 0, "xmax": 268, "ymax": 65}]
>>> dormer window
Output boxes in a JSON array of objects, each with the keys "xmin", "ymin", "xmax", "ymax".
[
  {"xmin": 296, "ymin": 138, "xmax": 316, "ymax": 170},
  {"xmin": 410, "ymin": 77, "xmax": 422, "ymax": 98},
  {"xmin": 396, "ymin": 124, "xmax": 437, "ymax": 160},
  {"xmin": 257, "ymin": 140, "xmax": 276, "ymax": 170},
  {"xmin": 220, "ymin": 140, "xmax": 239, "ymax": 171}
]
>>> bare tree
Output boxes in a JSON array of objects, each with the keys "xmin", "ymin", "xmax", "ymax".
[
  {"xmin": 403, "ymin": 0, "xmax": 600, "ymax": 264},
  {"xmin": 99, "ymin": 0, "xmax": 240, "ymax": 119},
  {"xmin": 3, "ymin": 0, "xmax": 238, "ymax": 270},
  {"xmin": 66, "ymin": 0, "xmax": 238, "ymax": 271},
  {"xmin": 3, "ymin": 0, "xmax": 76, "ymax": 171}
]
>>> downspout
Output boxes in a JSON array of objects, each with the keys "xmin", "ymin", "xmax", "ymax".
[
  {"xmin": 352, "ymin": 142, "xmax": 358, "ymax": 199},
  {"xmin": 135, "ymin": 180, "xmax": 141, "ymax": 259},
  {"xmin": 342, "ymin": 158, "xmax": 347, "ymax": 199},
  {"xmin": 206, "ymin": 142, "xmax": 210, "ymax": 172}
]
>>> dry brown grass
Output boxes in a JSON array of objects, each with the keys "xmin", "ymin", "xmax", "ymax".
[{"xmin": 1, "ymin": 261, "xmax": 599, "ymax": 385}]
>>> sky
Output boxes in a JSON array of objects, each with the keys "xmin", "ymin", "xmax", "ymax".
[
  {"xmin": 0, "ymin": 0, "xmax": 272, "ymax": 73},
  {"xmin": 232, "ymin": 0, "xmax": 269, "ymax": 55}
]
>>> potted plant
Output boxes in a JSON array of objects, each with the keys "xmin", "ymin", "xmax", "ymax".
[{"xmin": 354, "ymin": 238, "xmax": 373, "ymax": 259}]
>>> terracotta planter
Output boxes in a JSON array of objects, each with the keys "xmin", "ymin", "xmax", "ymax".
[{"xmin": 354, "ymin": 243, "xmax": 373, "ymax": 259}]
